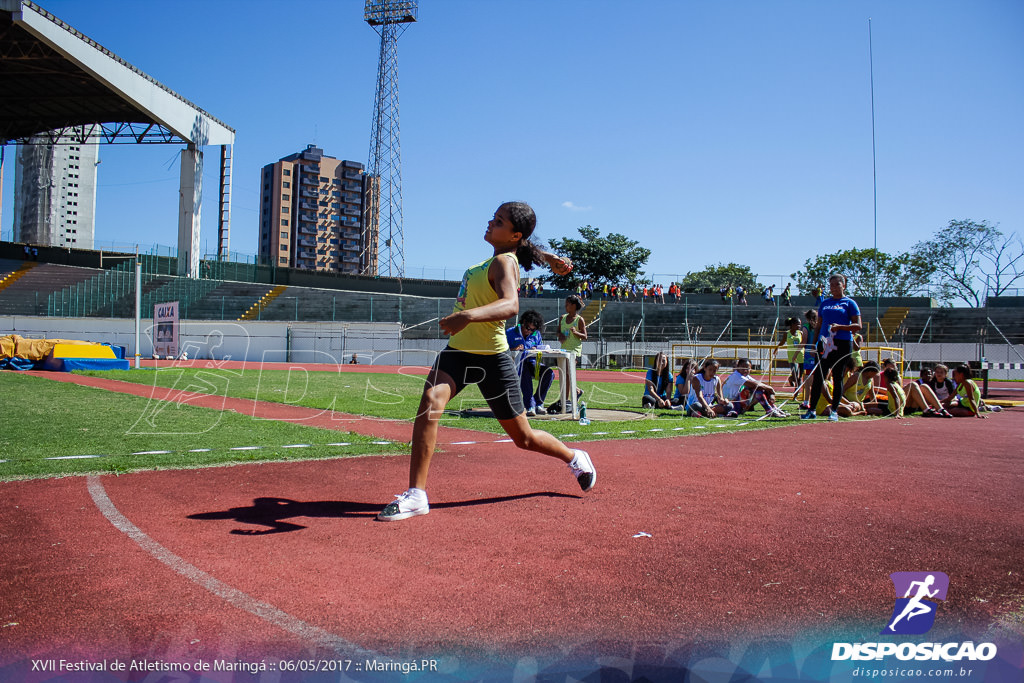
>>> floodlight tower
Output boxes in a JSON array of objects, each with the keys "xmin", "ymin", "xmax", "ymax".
[{"xmin": 363, "ymin": 0, "xmax": 417, "ymax": 277}]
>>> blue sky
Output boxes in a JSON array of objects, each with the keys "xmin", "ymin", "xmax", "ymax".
[{"xmin": 2, "ymin": 0, "xmax": 1022, "ymax": 287}]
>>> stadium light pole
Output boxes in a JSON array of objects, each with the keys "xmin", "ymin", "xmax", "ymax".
[
  {"xmin": 364, "ymin": 0, "xmax": 417, "ymax": 278},
  {"xmin": 869, "ymin": 18, "xmax": 880, "ymax": 334}
]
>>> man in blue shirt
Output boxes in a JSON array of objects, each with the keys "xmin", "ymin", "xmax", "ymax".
[
  {"xmin": 506, "ymin": 310, "xmax": 554, "ymax": 417},
  {"xmin": 802, "ymin": 274, "xmax": 862, "ymax": 422}
]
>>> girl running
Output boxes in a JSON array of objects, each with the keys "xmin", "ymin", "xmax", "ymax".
[{"xmin": 378, "ymin": 202, "xmax": 596, "ymax": 521}]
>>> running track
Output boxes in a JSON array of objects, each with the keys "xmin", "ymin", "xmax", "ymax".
[{"xmin": 1, "ymin": 366, "xmax": 1022, "ymax": 681}]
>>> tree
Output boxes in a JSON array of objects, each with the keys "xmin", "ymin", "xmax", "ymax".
[
  {"xmin": 912, "ymin": 220, "xmax": 1024, "ymax": 307},
  {"xmin": 545, "ymin": 226, "xmax": 651, "ymax": 289},
  {"xmin": 680, "ymin": 263, "xmax": 762, "ymax": 293},
  {"xmin": 792, "ymin": 248, "xmax": 934, "ymax": 298}
]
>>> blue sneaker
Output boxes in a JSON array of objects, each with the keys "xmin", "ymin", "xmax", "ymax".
[
  {"xmin": 800, "ymin": 410, "xmax": 817, "ymax": 420},
  {"xmin": 826, "ymin": 409, "xmax": 839, "ymax": 423}
]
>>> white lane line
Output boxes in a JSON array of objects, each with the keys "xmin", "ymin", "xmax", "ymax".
[
  {"xmin": 46, "ymin": 455, "xmax": 101, "ymax": 460},
  {"xmin": 86, "ymin": 476, "xmax": 381, "ymax": 659},
  {"xmin": 230, "ymin": 446, "xmax": 260, "ymax": 451}
]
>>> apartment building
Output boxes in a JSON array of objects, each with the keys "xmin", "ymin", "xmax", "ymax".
[
  {"xmin": 12, "ymin": 129, "xmax": 98, "ymax": 249},
  {"xmin": 258, "ymin": 145, "xmax": 375, "ymax": 275}
]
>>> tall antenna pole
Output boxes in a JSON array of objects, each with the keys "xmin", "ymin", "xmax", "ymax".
[
  {"xmin": 363, "ymin": 0, "xmax": 417, "ymax": 278},
  {"xmin": 869, "ymin": 18, "xmax": 880, "ymax": 327}
]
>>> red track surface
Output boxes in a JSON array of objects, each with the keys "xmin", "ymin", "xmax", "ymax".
[{"xmin": 2, "ymin": 367, "xmax": 1022, "ymax": 680}]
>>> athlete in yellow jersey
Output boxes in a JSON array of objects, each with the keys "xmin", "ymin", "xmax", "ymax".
[
  {"xmin": 378, "ymin": 202, "xmax": 597, "ymax": 521},
  {"xmin": 949, "ymin": 364, "xmax": 985, "ymax": 418}
]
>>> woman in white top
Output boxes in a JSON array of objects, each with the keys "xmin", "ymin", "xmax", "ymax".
[{"xmin": 686, "ymin": 359, "xmax": 736, "ymax": 417}]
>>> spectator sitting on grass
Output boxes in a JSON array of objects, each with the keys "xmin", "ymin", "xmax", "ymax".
[
  {"xmin": 642, "ymin": 351, "xmax": 674, "ymax": 410},
  {"xmin": 721, "ymin": 358, "xmax": 788, "ymax": 417},
  {"xmin": 947, "ymin": 364, "xmax": 985, "ymax": 418},
  {"xmin": 881, "ymin": 365, "xmax": 951, "ymax": 418},
  {"xmin": 685, "ymin": 359, "xmax": 736, "ymax": 418},
  {"xmin": 844, "ymin": 360, "xmax": 881, "ymax": 416},
  {"xmin": 672, "ymin": 358, "xmax": 697, "ymax": 409},
  {"xmin": 815, "ymin": 377, "xmax": 865, "ymax": 417},
  {"xmin": 927, "ymin": 364, "xmax": 956, "ymax": 408}
]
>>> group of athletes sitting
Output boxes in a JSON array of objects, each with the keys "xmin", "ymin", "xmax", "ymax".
[
  {"xmin": 642, "ymin": 350, "xmax": 990, "ymax": 420},
  {"xmin": 508, "ymin": 303, "xmax": 991, "ymax": 421}
]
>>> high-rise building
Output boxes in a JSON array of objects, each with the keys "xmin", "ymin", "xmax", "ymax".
[
  {"xmin": 258, "ymin": 145, "xmax": 374, "ymax": 274},
  {"xmin": 13, "ymin": 129, "xmax": 98, "ymax": 249}
]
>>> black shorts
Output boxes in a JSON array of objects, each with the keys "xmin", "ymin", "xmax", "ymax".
[{"xmin": 430, "ymin": 346, "xmax": 525, "ymax": 420}]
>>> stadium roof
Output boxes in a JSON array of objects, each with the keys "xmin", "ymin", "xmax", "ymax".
[{"xmin": 0, "ymin": 0, "xmax": 234, "ymax": 146}]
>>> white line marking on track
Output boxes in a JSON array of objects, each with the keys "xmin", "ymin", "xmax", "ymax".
[
  {"xmin": 189, "ymin": 448, "xmax": 211, "ymax": 453},
  {"xmin": 46, "ymin": 455, "xmax": 101, "ymax": 460},
  {"xmin": 230, "ymin": 446, "xmax": 260, "ymax": 451},
  {"xmin": 86, "ymin": 475, "xmax": 382, "ymax": 659},
  {"xmin": 132, "ymin": 450, "xmax": 171, "ymax": 455},
  {"xmin": 281, "ymin": 444, "xmax": 311, "ymax": 449}
]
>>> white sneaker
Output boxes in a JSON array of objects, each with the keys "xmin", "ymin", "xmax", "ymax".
[
  {"xmin": 569, "ymin": 449, "xmax": 596, "ymax": 492},
  {"xmin": 377, "ymin": 489, "xmax": 429, "ymax": 521},
  {"xmin": 526, "ymin": 408, "xmax": 536, "ymax": 417}
]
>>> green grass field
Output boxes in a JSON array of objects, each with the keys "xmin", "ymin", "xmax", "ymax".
[
  {"xmin": 0, "ymin": 372, "xmax": 402, "ymax": 480},
  {"xmin": 1, "ymin": 367, "xmax": 812, "ymax": 480}
]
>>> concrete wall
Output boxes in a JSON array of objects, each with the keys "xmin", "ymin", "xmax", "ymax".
[{"xmin": 0, "ymin": 317, "xmax": 405, "ymax": 366}]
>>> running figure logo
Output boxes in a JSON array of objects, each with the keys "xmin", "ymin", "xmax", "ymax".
[{"xmin": 881, "ymin": 572, "xmax": 949, "ymax": 635}]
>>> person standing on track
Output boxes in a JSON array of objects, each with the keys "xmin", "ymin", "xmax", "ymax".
[
  {"xmin": 377, "ymin": 202, "xmax": 596, "ymax": 522},
  {"xmin": 552, "ymin": 293, "xmax": 587, "ymax": 412},
  {"xmin": 802, "ymin": 273, "xmax": 862, "ymax": 422}
]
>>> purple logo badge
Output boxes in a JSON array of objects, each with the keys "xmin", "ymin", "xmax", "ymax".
[{"xmin": 881, "ymin": 572, "xmax": 949, "ymax": 635}]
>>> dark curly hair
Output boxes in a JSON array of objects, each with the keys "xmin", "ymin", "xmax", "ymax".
[{"xmin": 519, "ymin": 309, "xmax": 544, "ymax": 334}]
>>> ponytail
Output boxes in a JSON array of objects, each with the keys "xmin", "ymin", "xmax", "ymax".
[{"xmin": 515, "ymin": 239, "xmax": 546, "ymax": 270}]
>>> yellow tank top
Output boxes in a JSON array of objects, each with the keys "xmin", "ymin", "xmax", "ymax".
[
  {"xmin": 786, "ymin": 329, "xmax": 804, "ymax": 364},
  {"xmin": 955, "ymin": 380, "xmax": 981, "ymax": 411},
  {"xmin": 448, "ymin": 253, "xmax": 518, "ymax": 354},
  {"xmin": 559, "ymin": 313, "xmax": 583, "ymax": 357},
  {"xmin": 844, "ymin": 376, "xmax": 873, "ymax": 403},
  {"xmin": 887, "ymin": 383, "xmax": 906, "ymax": 417}
]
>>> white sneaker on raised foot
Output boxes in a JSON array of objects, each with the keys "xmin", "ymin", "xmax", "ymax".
[
  {"xmin": 568, "ymin": 449, "xmax": 596, "ymax": 492},
  {"xmin": 377, "ymin": 488, "xmax": 429, "ymax": 521}
]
